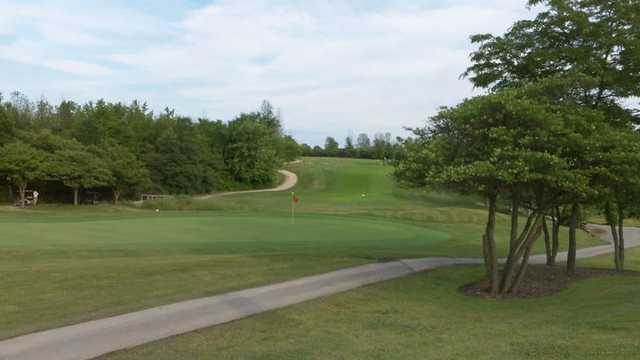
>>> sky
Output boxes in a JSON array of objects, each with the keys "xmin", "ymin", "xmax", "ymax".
[{"xmin": 0, "ymin": 0, "xmax": 539, "ymax": 146}]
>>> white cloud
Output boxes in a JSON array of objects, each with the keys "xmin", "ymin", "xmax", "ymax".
[
  {"xmin": 0, "ymin": 40, "xmax": 113, "ymax": 76},
  {"xmin": 1, "ymin": 0, "xmax": 539, "ymax": 145}
]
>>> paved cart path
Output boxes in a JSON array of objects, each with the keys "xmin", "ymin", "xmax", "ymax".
[
  {"xmin": 2, "ymin": 224, "xmax": 639, "ymax": 359},
  {"xmin": 133, "ymin": 169, "xmax": 298, "ymax": 205},
  {"xmin": 194, "ymin": 170, "xmax": 298, "ymax": 200}
]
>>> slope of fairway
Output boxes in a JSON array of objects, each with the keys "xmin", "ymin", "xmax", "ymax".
[
  {"xmin": 188, "ymin": 157, "xmax": 603, "ymax": 255},
  {"xmin": 103, "ymin": 252, "xmax": 640, "ymax": 360},
  {"xmin": 0, "ymin": 157, "xmax": 604, "ymax": 339}
]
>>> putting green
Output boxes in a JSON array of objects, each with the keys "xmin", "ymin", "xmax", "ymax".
[{"xmin": 0, "ymin": 214, "xmax": 450, "ymax": 261}]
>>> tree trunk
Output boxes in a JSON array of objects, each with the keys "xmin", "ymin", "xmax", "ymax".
[
  {"xmin": 510, "ymin": 193, "xmax": 520, "ymax": 252},
  {"xmin": 73, "ymin": 188, "xmax": 79, "ymax": 206},
  {"xmin": 566, "ymin": 203, "xmax": 578, "ymax": 276},
  {"xmin": 18, "ymin": 184, "xmax": 26, "ymax": 207},
  {"xmin": 500, "ymin": 213, "xmax": 543, "ymax": 294},
  {"xmin": 482, "ymin": 234, "xmax": 491, "ymax": 278},
  {"xmin": 499, "ymin": 212, "xmax": 535, "ymax": 291},
  {"xmin": 113, "ymin": 189, "xmax": 120, "ymax": 205},
  {"xmin": 542, "ymin": 216, "xmax": 553, "ymax": 266},
  {"xmin": 484, "ymin": 191, "xmax": 499, "ymax": 296},
  {"xmin": 617, "ymin": 206, "xmax": 625, "ymax": 272},
  {"xmin": 509, "ymin": 222, "xmax": 543, "ymax": 294},
  {"xmin": 611, "ymin": 221, "xmax": 621, "ymax": 271},
  {"xmin": 550, "ymin": 206, "xmax": 560, "ymax": 266},
  {"xmin": 605, "ymin": 202, "xmax": 621, "ymax": 272},
  {"xmin": 8, "ymin": 185, "xmax": 13, "ymax": 202}
]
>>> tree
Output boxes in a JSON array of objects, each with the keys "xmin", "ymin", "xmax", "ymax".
[
  {"xmin": 9, "ymin": 91, "xmax": 33, "ymax": 128},
  {"xmin": 344, "ymin": 136, "xmax": 355, "ymax": 157},
  {"xmin": 395, "ymin": 87, "xmax": 596, "ymax": 295},
  {"xmin": 465, "ymin": 0, "xmax": 640, "ymax": 106},
  {"xmin": 258, "ymin": 100, "xmax": 282, "ymax": 133},
  {"xmin": 324, "ymin": 137, "xmax": 339, "ymax": 154},
  {"xmin": 593, "ymin": 129, "xmax": 640, "ymax": 272},
  {"xmin": 300, "ymin": 143, "xmax": 313, "ymax": 156},
  {"xmin": 464, "ymin": 0, "xmax": 640, "ymax": 273},
  {"xmin": 280, "ymin": 135, "xmax": 301, "ymax": 162},
  {"xmin": 98, "ymin": 144, "xmax": 150, "ymax": 204},
  {"xmin": 34, "ymin": 97, "xmax": 54, "ymax": 129},
  {"xmin": 55, "ymin": 100, "xmax": 76, "ymax": 135},
  {"xmin": 50, "ymin": 143, "xmax": 113, "ymax": 205},
  {"xmin": 0, "ymin": 142, "xmax": 46, "ymax": 206},
  {"xmin": 372, "ymin": 133, "xmax": 388, "ymax": 159},
  {"xmin": 356, "ymin": 133, "xmax": 371, "ymax": 149},
  {"xmin": 224, "ymin": 113, "xmax": 281, "ymax": 185},
  {"xmin": 0, "ymin": 95, "xmax": 16, "ymax": 146}
]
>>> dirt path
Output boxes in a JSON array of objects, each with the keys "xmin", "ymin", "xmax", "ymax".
[{"xmin": 1, "ymin": 225, "xmax": 637, "ymax": 360}]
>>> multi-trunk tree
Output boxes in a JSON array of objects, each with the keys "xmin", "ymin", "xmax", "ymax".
[
  {"xmin": 397, "ymin": 89, "xmax": 550, "ymax": 295},
  {"xmin": 394, "ymin": 81, "xmax": 617, "ymax": 295},
  {"xmin": 463, "ymin": 0, "xmax": 640, "ymax": 273}
]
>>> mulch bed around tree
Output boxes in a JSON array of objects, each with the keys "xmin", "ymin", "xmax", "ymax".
[{"xmin": 460, "ymin": 265, "xmax": 640, "ymax": 299}]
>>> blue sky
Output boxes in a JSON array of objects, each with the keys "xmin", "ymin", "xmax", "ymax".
[{"xmin": 1, "ymin": 0, "xmax": 537, "ymax": 145}]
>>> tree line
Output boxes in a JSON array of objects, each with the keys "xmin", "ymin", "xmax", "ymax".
[
  {"xmin": 301, "ymin": 133, "xmax": 403, "ymax": 160},
  {"xmin": 0, "ymin": 96, "xmax": 300, "ymax": 205},
  {"xmin": 395, "ymin": 0, "xmax": 640, "ymax": 295}
]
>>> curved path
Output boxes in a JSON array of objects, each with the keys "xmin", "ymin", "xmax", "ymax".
[
  {"xmin": 2, "ymin": 225, "xmax": 639, "ymax": 359},
  {"xmin": 132, "ymin": 169, "xmax": 298, "ymax": 205},
  {"xmin": 194, "ymin": 170, "xmax": 298, "ymax": 200}
]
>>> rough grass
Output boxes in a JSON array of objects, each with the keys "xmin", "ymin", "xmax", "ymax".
[{"xmin": 0, "ymin": 157, "xmax": 604, "ymax": 339}]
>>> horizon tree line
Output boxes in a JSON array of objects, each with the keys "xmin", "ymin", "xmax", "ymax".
[{"xmin": 301, "ymin": 132, "xmax": 404, "ymax": 160}]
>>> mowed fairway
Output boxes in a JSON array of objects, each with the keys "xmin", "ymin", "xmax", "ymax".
[{"xmin": 0, "ymin": 158, "xmax": 603, "ymax": 340}]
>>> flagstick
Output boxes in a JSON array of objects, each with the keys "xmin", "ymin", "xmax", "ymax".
[{"xmin": 291, "ymin": 192, "xmax": 295, "ymax": 225}]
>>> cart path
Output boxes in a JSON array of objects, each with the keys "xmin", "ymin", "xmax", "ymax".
[
  {"xmin": 1, "ymin": 226, "xmax": 639, "ymax": 360},
  {"xmin": 194, "ymin": 170, "xmax": 298, "ymax": 200},
  {"xmin": 133, "ymin": 169, "xmax": 298, "ymax": 205}
]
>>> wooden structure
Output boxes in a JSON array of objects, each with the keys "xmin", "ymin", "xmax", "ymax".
[
  {"xmin": 84, "ymin": 191, "xmax": 101, "ymax": 205},
  {"xmin": 140, "ymin": 194, "xmax": 171, "ymax": 201}
]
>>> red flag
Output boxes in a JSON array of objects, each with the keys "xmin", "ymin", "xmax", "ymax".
[{"xmin": 293, "ymin": 195, "xmax": 300, "ymax": 204}]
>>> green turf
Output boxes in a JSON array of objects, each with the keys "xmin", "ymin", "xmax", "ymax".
[
  {"xmin": 145, "ymin": 157, "xmax": 601, "ymax": 256},
  {"xmin": 102, "ymin": 251, "xmax": 640, "ymax": 360},
  {"xmin": 0, "ymin": 157, "xmax": 604, "ymax": 339}
]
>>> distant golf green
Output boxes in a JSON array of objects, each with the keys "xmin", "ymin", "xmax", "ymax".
[{"xmin": 0, "ymin": 158, "xmax": 603, "ymax": 339}]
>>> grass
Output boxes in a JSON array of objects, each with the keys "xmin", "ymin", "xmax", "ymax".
[
  {"xmin": 142, "ymin": 157, "xmax": 601, "ymax": 256},
  {"xmin": 0, "ymin": 157, "xmax": 604, "ymax": 340},
  {"xmin": 103, "ymin": 251, "xmax": 640, "ymax": 360}
]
